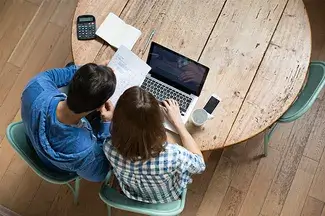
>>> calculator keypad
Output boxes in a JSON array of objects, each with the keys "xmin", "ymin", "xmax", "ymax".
[{"xmin": 77, "ymin": 22, "xmax": 96, "ymax": 40}]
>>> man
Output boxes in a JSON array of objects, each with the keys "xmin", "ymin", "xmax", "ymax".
[{"xmin": 21, "ymin": 62, "xmax": 116, "ymax": 182}]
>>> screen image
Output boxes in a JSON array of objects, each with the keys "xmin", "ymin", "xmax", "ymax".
[{"xmin": 147, "ymin": 43, "xmax": 209, "ymax": 96}]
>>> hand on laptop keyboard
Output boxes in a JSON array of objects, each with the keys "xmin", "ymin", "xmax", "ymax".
[
  {"xmin": 160, "ymin": 99, "xmax": 184, "ymax": 129},
  {"xmin": 141, "ymin": 77, "xmax": 191, "ymax": 115}
]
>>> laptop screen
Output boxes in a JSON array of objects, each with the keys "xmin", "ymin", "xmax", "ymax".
[{"xmin": 147, "ymin": 42, "xmax": 209, "ymax": 96}]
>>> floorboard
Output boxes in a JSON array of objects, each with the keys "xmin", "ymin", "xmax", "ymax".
[
  {"xmin": 8, "ymin": 0, "xmax": 63, "ymax": 68},
  {"xmin": 9, "ymin": 168, "xmax": 42, "ymax": 215},
  {"xmin": 261, "ymin": 99, "xmax": 321, "ymax": 216},
  {"xmin": 309, "ymin": 144, "xmax": 325, "ymax": 202},
  {"xmin": 0, "ymin": 0, "xmax": 324, "ymax": 215},
  {"xmin": 301, "ymin": 196, "xmax": 324, "ymax": 216},
  {"xmin": 279, "ymin": 156, "xmax": 318, "ymax": 216},
  {"xmin": 27, "ymin": 181, "xmax": 60, "ymax": 216},
  {"xmin": 303, "ymin": 101, "xmax": 325, "ymax": 161},
  {"xmin": 238, "ymin": 147, "xmax": 281, "ymax": 216}
]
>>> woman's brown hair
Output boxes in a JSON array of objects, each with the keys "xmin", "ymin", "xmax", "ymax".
[{"xmin": 111, "ymin": 86, "xmax": 167, "ymax": 161}]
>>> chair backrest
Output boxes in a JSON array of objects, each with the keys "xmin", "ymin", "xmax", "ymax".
[
  {"xmin": 99, "ymin": 172, "xmax": 187, "ymax": 216},
  {"xmin": 6, "ymin": 121, "xmax": 77, "ymax": 183},
  {"xmin": 280, "ymin": 61, "xmax": 325, "ymax": 122},
  {"xmin": 6, "ymin": 121, "xmax": 38, "ymax": 162}
]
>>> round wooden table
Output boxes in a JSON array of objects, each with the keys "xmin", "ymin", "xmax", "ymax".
[{"xmin": 72, "ymin": 0, "xmax": 311, "ymax": 151}]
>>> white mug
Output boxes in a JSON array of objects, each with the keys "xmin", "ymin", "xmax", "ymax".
[{"xmin": 191, "ymin": 109, "xmax": 212, "ymax": 127}]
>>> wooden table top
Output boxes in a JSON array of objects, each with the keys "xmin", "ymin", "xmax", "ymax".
[{"xmin": 72, "ymin": 0, "xmax": 311, "ymax": 151}]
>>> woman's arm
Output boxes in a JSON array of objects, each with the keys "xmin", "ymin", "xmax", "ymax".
[{"xmin": 161, "ymin": 99, "xmax": 203, "ymax": 158}]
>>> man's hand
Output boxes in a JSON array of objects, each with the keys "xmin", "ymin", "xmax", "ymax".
[{"xmin": 98, "ymin": 100, "xmax": 114, "ymax": 122}]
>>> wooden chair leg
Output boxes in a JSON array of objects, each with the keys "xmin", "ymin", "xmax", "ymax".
[{"xmin": 263, "ymin": 123, "xmax": 278, "ymax": 157}]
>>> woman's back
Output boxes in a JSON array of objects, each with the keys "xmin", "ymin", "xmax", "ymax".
[
  {"xmin": 104, "ymin": 141, "xmax": 205, "ymax": 203},
  {"xmin": 105, "ymin": 86, "xmax": 206, "ymax": 203}
]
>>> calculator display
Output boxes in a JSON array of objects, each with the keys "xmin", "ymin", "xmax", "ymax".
[{"xmin": 79, "ymin": 17, "xmax": 94, "ymax": 22}]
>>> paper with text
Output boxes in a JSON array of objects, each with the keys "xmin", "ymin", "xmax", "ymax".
[{"xmin": 108, "ymin": 45, "xmax": 151, "ymax": 105}]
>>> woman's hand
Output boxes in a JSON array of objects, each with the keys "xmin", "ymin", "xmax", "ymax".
[
  {"xmin": 161, "ymin": 99, "xmax": 184, "ymax": 130},
  {"xmin": 98, "ymin": 100, "xmax": 114, "ymax": 122}
]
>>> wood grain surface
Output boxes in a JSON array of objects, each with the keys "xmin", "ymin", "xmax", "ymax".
[
  {"xmin": 0, "ymin": 0, "xmax": 323, "ymax": 215},
  {"xmin": 72, "ymin": 0, "xmax": 311, "ymax": 150}
]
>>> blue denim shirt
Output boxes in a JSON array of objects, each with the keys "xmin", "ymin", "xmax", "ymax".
[{"xmin": 21, "ymin": 65, "xmax": 111, "ymax": 182}]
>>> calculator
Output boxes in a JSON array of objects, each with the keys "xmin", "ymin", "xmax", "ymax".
[{"xmin": 77, "ymin": 15, "xmax": 96, "ymax": 40}]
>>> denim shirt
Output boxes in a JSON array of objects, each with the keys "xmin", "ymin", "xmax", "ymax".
[{"xmin": 21, "ymin": 65, "xmax": 111, "ymax": 182}]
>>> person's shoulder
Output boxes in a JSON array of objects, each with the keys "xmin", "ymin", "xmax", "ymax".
[
  {"xmin": 75, "ymin": 127, "xmax": 95, "ymax": 145},
  {"xmin": 152, "ymin": 143, "xmax": 185, "ymax": 172},
  {"xmin": 50, "ymin": 125, "xmax": 94, "ymax": 154},
  {"xmin": 22, "ymin": 79, "xmax": 61, "ymax": 105},
  {"xmin": 164, "ymin": 143, "xmax": 187, "ymax": 156},
  {"xmin": 161, "ymin": 143, "xmax": 186, "ymax": 162},
  {"xmin": 103, "ymin": 139, "xmax": 112, "ymax": 153},
  {"xmin": 163, "ymin": 143, "xmax": 203, "ymax": 162},
  {"xmin": 24, "ymin": 68, "xmax": 66, "ymax": 93},
  {"xmin": 103, "ymin": 140, "xmax": 120, "ymax": 158}
]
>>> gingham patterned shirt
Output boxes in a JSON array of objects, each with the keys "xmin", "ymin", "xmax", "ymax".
[{"xmin": 103, "ymin": 140, "xmax": 206, "ymax": 203}]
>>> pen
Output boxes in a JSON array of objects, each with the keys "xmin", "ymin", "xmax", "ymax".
[{"xmin": 142, "ymin": 30, "xmax": 155, "ymax": 54}]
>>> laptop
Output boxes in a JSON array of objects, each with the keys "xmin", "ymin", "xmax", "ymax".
[{"xmin": 141, "ymin": 42, "xmax": 209, "ymax": 133}]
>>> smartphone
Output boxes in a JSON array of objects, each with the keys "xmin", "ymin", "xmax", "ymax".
[{"xmin": 203, "ymin": 94, "xmax": 220, "ymax": 115}]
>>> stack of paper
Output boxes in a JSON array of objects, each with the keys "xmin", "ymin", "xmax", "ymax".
[
  {"xmin": 96, "ymin": 13, "xmax": 141, "ymax": 50},
  {"xmin": 108, "ymin": 45, "xmax": 151, "ymax": 105}
]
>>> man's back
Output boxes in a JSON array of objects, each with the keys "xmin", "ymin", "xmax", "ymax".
[{"xmin": 21, "ymin": 65, "xmax": 110, "ymax": 182}]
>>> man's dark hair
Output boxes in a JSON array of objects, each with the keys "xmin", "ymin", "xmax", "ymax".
[
  {"xmin": 111, "ymin": 86, "xmax": 166, "ymax": 161},
  {"xmin": 67, "ymin": 63, "xmax": 116, "ymax": 114}
]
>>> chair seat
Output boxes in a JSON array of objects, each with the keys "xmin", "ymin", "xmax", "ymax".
[
  {"xmin": 99, "ymin": 184, "xmax": 186, "ymax": 216},
  {"xmin": 6, "ymin": 121, "xmax": 78, "ymax": 184},
  {"xmin": 279, "ymin": 61, "xmax": 325, "ymax": 122}
]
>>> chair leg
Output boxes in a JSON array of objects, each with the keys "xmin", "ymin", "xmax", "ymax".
[
  {"xmin": 107, "ymin": 205, "xmax": 112, "ymax": 216},
  {"xmin": 66, "ymin": 177, "xmax": 81, "ymax": 204},
  {"xmin": 74, "ymin": 177, "xmax": 81, "ymax": 204},
  {"xmin": 263, "ymin": 123, "xmax": 278, "ymax": 157}
]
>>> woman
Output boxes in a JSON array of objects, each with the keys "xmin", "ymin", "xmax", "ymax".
[{"xmin": 103, "ymin": 86, "xmax": 205, "ymax": 203}]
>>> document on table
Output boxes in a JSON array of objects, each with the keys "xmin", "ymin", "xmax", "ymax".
[
  {"xmin": 96, "ymin": 13, "xmax": 141, "ymax": 50},
  {"xmin": 108, "ymin": 45, "xmax": 151, "ymax": 105}
]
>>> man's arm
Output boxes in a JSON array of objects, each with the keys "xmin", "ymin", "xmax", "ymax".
[
  {"xmin": 88, "ymin": 115, "xmax": 111, "ymax": 146},
  {"xmin": 96, "ymin": 100, "xmax": 114, "ymax": 144},
  {"xmin": 76, "ymin": 133, "xmax": 111, "ymax": 182},
  {"xmin": 77, "ymin": 152, "xmax": 110, "ymax": 182},
  {"xmin": 28, "ymin": 65, "xmax": 78, "ymax": 90},
  {"xmin": 97, "ymin": 122, "xmax": 111, "ymax": 143}
]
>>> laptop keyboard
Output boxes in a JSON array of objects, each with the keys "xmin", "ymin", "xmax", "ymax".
[{"xmin": 141, "ymin": 77, "xmax": 192, "ymax": 114}]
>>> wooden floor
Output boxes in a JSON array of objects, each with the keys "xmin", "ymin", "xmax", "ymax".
[{"xmin": 0, "ymin": 0, "xmax": 324, "ymax": 215}]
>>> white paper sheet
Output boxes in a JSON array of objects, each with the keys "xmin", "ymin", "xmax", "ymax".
[
  {"xmin": 108, "ymin": 45, "xmax": 151, "ymax": 105},
  {"xmin": 96, "ymin": 13, "xmax": 141, "ymax": 50}
]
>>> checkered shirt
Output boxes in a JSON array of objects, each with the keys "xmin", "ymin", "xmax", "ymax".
[{"xmin": 103, "ymin": 140, "xmax": 206, "ymax": 203}]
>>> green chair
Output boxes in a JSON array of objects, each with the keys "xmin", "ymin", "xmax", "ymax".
[
  {"xmin": 264, "ymin": 61, "xmax": 325, "ymax": 156},
  {"xmin": 6, "ymin": 121, "xmax": 81, "ymax": 204},
  {"xmin": 99, "ymin": 171, "xmax": 187, "ymax": 216}
]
